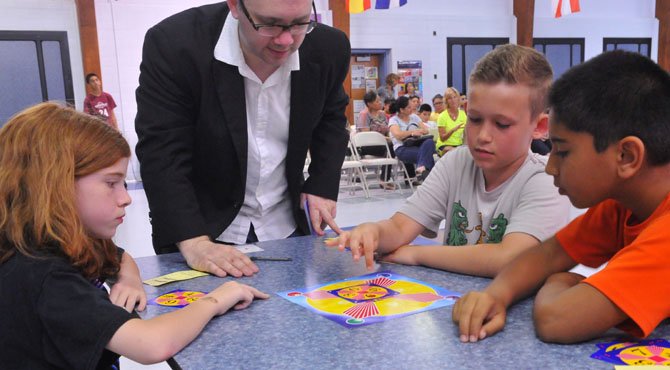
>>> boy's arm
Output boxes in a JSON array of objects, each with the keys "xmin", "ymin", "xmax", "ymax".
[
  {"xmin": 383, "ymin": 231, "xmax": 539, "ymax": 277},
  {"xmin": 452, "ymin": 236, "xmax": 576, "ymax": 342},
  {"xmin": 326, "ymin": 212, "xmax": 425, "ymax": 270},
  {"xmin": 107, "ymin": 281, "xmax": 269, "ymax": 364},
  {"xmin": 533, "ymin": 272, "xmax": 627, "ymax": 343},
  {"xmin": 108, "ymin": 109, "xmax": 119, "ymax": 130},
  {"xmin": 109, "ymin": 251, "xmax": 147, "ymax": 312}
]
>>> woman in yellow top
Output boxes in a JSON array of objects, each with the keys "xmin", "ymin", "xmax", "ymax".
[{"xmin": 436, "ymin": 87, "xmax": 467, "ymax": 156}]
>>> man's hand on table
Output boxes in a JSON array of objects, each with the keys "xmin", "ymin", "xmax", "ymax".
[{"xmin": 178, "ymin": 236, "xmax": 258, "ymax": 278}]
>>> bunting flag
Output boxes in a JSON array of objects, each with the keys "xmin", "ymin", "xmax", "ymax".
[
  {"xmin": 374, "ymin": 0, "xmax": 408, "ymax": 9},
  {"xmin": 552, "ymin": 0, "xmax": 580, "ymax": 18},
  {"xmin": 346, "ymin": 0, "xmax": 408, "ymax": 13}
]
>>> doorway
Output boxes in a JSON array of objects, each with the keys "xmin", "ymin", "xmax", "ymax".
[{"xmin": 348, "ymin": 49, "xmax": 391, "ymax": 127}]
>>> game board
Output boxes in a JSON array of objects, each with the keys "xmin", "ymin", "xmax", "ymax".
[
  {"xmin": 149, "ymin": 289, "xmax": 207, "ymax": 308},
  {"xmin": 278, "ymin": 271, "xmax": 460, "ymax": 328},
  {"xmin": 591, "ymin": 338, "xmax": 670, "ymax": 365}
]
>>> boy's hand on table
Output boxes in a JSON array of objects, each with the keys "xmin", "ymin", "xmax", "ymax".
[
  {"xmin": 451, "ymin": 291, "xmax": 507, "ymax": 343},
  {"xmin": 325, "ymin": 222, "xmax": 381, "ymax": 270}
]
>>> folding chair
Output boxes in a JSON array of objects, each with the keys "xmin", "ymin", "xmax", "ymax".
[
  {"xmin": 339, "ymin": 139, "xmax": 370, "ymax": 198},
  {"xmin": 351, "ymin": 131, "xmax": 414, "ymax": 193}
]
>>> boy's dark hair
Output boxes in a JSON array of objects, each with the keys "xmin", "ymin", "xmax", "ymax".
[
  {"xmin": 418, "ymin": 104, "xmax": 432, "ymax": 113},
  {"xmin": 469, "ymin": 44, "xmax": 552, "ymax": 118},
  {"xmin": 85, "ymin": 73, "xmax": 98, "ymax": 84},
  {"xmin": 549, "ymin": 50, "xmax": 670, "ymax": 165},
  {"xmin": 363, "ymin": 90, "xmax": 378, "ymax": 106},
  {"xmin": 432, "ymin": 94, "xmax": 443, "ymax": 103},
  {"xmin": 384, "ymin": 97, "xmax": 396, "ymax": 106}
]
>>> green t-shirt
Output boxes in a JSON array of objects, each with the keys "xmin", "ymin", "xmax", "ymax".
[{"xmin": 436, "ymin": 109, "xmax": 467, "ymax": 149}]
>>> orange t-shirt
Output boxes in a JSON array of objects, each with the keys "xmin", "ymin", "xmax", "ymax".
[{"xmin": 556, "ymin": 193, "xmax": 670, "ymax": 337}]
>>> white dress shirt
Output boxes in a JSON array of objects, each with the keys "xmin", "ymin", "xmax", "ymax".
[{"xmin": 214, "ymin": 14, "xmax": 300, "ymax": 244}]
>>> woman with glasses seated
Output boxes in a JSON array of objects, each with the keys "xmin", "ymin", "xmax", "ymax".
[{"xmin": 135, "ymin": 0, "xmax": 352, "ymax": 277}]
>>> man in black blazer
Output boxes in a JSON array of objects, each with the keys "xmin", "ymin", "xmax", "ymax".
[{"xmin": 135, "ymin": 0, "xmax": 350, "ymax": 277}]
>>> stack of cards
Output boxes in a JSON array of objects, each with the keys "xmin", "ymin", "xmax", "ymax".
[{"xmin": 591, "ymin": 338, "xmax": 670, "ymax": 365}]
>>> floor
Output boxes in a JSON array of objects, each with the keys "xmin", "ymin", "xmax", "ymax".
[{"xmin": 115, "ymin": 181, "xmax": 590, "ymax": 369}]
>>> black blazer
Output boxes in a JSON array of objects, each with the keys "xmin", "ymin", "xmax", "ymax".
[{"xmin": 135, "ymin": 3, "xmax": 350, "ymax": 253}]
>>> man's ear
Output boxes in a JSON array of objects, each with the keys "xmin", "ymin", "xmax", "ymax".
[
  {"xmin": 228, "ymin": 0, "xmax": 240, "ymax": 18},
  {"xmin": 617, "ymin": 136, "xmax": 645, "ymax": 179},
  {"xmin": 532, "ymin": 112, "xmax": 549, "ymax": 140}
]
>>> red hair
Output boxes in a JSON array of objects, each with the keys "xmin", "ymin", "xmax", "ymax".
[{"xmin": 0, "ymin": 102, "xmax": 131, "ymax": 278}]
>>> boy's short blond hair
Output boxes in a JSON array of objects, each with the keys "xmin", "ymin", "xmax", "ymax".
[{"xmin": 468, "ymin": 44, "xmax": 553, "ymax": 118}]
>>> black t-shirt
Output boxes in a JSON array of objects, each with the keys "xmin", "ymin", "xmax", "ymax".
[{"xmin": 0, "ymin": 250, "xmax": 132, "ymax": 369}]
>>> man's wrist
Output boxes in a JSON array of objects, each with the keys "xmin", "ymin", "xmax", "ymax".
[{"xmin": 177, "ymin": 235, "xmax": 211, "ymax": 252}]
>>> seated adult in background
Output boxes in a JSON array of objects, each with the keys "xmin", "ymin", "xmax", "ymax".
[
  {"xmin": 357, "ymin": 90, "xmax": 389, "ymax": 135},
  {"xmin": 356, "ymin": 90, "xmax": 395, "ymax": 189},
  {"xmin": 378, "ymin": 73, "xmax": 399, "ymax": 101},
  {"xmin": 388, "ymin": 96, "xmax": 435, "ymax": 179},
  {"xmin": 135, "ymin": 0, "xmax": 350, "ymax": 277},
  {"xmin": 430, "ymin": 94, "xmax": 444, "ymax": 122},
  {"xmin": 436, "ymin": 87, "xmax": 467, "ymax": 156}
]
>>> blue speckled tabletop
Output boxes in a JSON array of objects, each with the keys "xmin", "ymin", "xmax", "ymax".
[{"xmin": 135, "ymin": 236, "xmax": 670, "ymax": 370}]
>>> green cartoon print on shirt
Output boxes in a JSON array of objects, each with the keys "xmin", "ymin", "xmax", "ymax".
[
  {"xmin": 487, "ymin": 213, "xmax": 508, "ymax": 243},
  {"xmin": 447, "ymin": 201, "xmax": 469, "ymax": 246}
]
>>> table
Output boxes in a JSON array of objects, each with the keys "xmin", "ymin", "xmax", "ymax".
[{"xmin": 135, "ymin": 236, "xmax": 670, "ymax": 370}]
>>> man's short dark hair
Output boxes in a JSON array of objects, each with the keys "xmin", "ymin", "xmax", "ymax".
[
  {"xmin": 432, "ymin": 94, "xmax": 443, "ymax": 103},
  {"xmin": 363, "ymin": 90, "xmax": 378, "ymax": 106},
  {"xmin": 549, "ymin": 50, "xmax": 670, "ymax": 165},
  {"xmin": 418, "ymin": 104, "xmax": 432, "ymax": 113},
  {"xmin": 85, "ymin": 73, "xmax": 99, "ymax": 84}
]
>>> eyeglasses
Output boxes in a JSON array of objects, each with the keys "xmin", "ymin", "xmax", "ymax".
[{"xmin": 238, "ymin": 0, "xmax": 318, "ymax": 37}]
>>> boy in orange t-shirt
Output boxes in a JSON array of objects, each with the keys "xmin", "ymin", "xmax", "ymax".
[{"xmin": 452, "ymin": 50, "xmax": 670, "ymax": 344}]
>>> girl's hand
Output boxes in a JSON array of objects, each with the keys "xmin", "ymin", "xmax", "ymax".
[
  {"xmin": 209, "ymin": 282, "xmax": 270, "ymax": 315},
  {"xmin": 110, "ymin": 275, "xmax": 147, "ymax": 312}
]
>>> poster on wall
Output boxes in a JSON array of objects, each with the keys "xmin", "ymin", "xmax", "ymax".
[
  {"xmin": 397, "ymin": 60, "xmax": 423, "ymax": 98},
  {"xmin": 365, "ymin": 66, "xmax": 378, "ymax": 80},
  {"xmin": 352, "ymin": 65, "xmax": 366, "ymax": 89}
]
